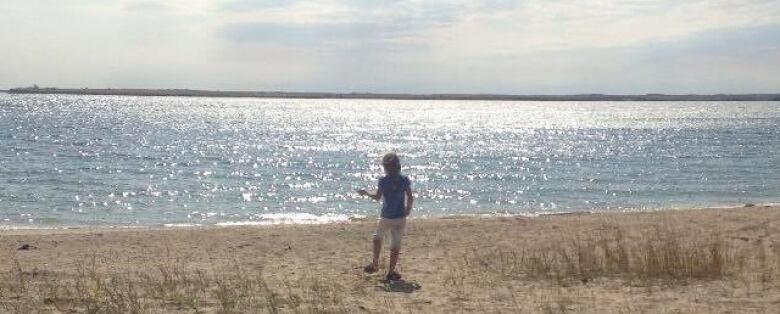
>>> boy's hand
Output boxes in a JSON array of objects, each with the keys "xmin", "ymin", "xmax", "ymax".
[{"xmin": 356, "ymin": 189, "xmax": 368, "ymax": 196}]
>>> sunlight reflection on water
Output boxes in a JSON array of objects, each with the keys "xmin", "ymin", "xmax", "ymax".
[{"xmin": 1, "ymin": 94, "xmax": 779, "ymax": 226}]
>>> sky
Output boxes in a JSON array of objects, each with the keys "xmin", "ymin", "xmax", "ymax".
[{"xmin": 1, "ymin": 0, "xmax": 779, "ymax": 94}]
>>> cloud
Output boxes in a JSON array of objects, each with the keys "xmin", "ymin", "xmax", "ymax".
[
  {"xmin": 221, "ymin": 22, "xmax": 406, "ymax": 46},
  {"xmin": 1, "ymin": 0, "xmax": 778, "ymax": 93},
  {"xmin": 220, "ymin": 0, "xmax": 294, "ymax": 11},
  {"xmin": 123, "ymin": 1, "xmax": 173, "ymax": 12},
  {"xmin": 426, "ymin": 0, "xmax": 780, "ymax": 58},
  {"xmin": 626, "ymin": 23, "xmax": 780, "ymax": 62}
]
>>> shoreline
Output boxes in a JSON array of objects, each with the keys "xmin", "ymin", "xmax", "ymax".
[{"xmin": 0, "ymin": 202, "xmax": 772, "ymax": 235}]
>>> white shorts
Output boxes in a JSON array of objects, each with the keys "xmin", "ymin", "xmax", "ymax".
[{"xmin": 373, "ymin": 217, "xmax": 407, "ymax": 250}]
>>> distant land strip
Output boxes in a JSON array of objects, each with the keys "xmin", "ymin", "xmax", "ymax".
[{"xmin": 6, "ymin": 87, "xmax": 780, "ymax": 101}]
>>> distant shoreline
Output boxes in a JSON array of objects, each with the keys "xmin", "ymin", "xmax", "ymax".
[{"xmin": 5, "ymin": 87, "xmax": 780, "ymax": 101}]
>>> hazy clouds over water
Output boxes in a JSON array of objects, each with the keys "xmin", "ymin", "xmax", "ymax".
[{"xmin": 1, "ymin": 0, "xmax": 779, "ymax": 93}]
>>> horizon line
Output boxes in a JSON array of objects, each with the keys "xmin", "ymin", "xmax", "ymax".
[{"xmin": 5, "ymin": 86, "xmax": 780, "ymax": 101}]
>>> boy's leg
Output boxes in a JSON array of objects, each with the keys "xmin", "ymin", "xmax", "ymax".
[
  {"xmin": 387, "ymin": 218, "xmax": 406, "ymax": 275},
  {"xmin": 370, "ymin": 219, "xmax": 388, "ymax": 271},
  {"xmin": 371, "ymin": 236, "xmax": 382, "ymax": 269},
  {"xmin": 388, "ymin": 248, "xmax": 400, "ymax": 274}
]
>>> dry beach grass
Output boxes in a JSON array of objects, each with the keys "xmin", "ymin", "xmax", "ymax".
[{"xmin": 1, "ymin": 206, "xmax": 780, "ymax": 313}]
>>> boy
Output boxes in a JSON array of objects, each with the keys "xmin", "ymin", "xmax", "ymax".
[{"xmin": 357, "ymin": 152, "xmax": 414, "ymax": 281}]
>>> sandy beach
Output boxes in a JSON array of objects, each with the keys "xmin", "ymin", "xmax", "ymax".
[{"xmin": 2, "ymin": 206, "xmax": 780, "ymax": 313}]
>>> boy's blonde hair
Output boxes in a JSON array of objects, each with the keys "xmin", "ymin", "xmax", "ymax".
[{"xmin": 381, "ymin": 152, "xmax": 401, "ymax": 176}]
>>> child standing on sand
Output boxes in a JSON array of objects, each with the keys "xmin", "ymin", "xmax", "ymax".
[{"xmin": 357, "ymin": 152, "xmax": 414, "ymax": 281}]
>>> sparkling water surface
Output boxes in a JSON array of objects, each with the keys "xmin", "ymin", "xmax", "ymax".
[{"xmin": 1, "ymin": 94, "xmax": 779, "ymax": 227}]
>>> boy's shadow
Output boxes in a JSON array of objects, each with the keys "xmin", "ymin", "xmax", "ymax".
[{"xmin": 379, "ymin": 279, "xmax": 422, "ymax": 293}]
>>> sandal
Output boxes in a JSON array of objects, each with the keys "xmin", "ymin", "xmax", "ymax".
[
  {"xmin": 363, "ymin": 264, "xmax": 378, "ymax": 274},
  {"xmin": 386, "ymin": 271, "xmax": 402, "ymax": 281}
]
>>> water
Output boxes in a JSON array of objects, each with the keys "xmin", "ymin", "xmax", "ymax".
[{"xmin": 1, "ymin": 94, "xmax": 779, "ymax": 228}]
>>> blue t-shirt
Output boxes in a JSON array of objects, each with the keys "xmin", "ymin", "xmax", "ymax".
[{"xmin": 378, "ymin": 175, "xmax": 411, "ymax": 219}]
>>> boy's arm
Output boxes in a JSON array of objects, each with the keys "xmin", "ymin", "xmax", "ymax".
[
  {"xmin": 357, "ymin": 189, "xmax": 382, "ymax": 201},
  {"xmin": 404, "ymin": 187, "xmax": 414, "ymax": 216}
]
